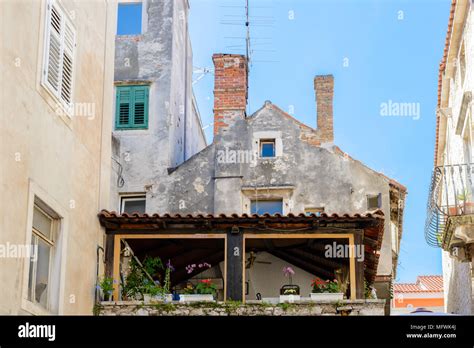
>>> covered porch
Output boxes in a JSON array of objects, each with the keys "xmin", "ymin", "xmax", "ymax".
[{"xmin": 98, "ymin": 210, "xmax": 385, "ymax": 303}]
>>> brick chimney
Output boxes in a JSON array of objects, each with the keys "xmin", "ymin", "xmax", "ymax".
[
  {"xmin": 212, "ymin": 54, "xmax": 248, "ymax": 136},
  {"xmin": 314, "ymin": 75, "xmax": 334, "ymax": 143}
]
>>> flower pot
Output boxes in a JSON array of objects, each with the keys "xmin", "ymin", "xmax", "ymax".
[
  {"xmin": 310, "ymin": 292, "xmax": 344, "ymax": 301},
  {"xmin": 279, "ymin": 294, "xmax": 301, "ymax": 303},
  {"xmin": 463, "ymin": 202, "xmax": 474, "ymax": 214},
  {"xmin": 280, "ymin": 284, "xmax": 300, "ymax": 295},
  {"xmin": 178, "ymin": 294, "xmax": 214, "ymax": 302},
  {"xmin": 143, "ymin": 294, "xmax": 173, "ymax": 303}
]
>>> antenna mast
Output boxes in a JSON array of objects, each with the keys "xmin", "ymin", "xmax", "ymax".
[{"xmin": 245, "ymin": 0, "xmax": 251, "ymax": 66}]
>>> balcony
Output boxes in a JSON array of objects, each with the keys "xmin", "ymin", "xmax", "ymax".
[{"xmin": 425, "ymin": 163, "xmax": 474, "ymax": 253}]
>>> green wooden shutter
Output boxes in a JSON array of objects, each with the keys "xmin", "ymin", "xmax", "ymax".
[
  {"xmin": 115, "ymin": 85, "xmax": 149, "ymax": 130},
  {"xmin": 131, "ymin": 86, "xmax": 148, "ymax": 128},
  {"xmin": 116, "ymin": 86, "xmax": 132, "ymax": 129}
]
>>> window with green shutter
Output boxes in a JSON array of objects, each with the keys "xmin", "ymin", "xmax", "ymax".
[{"xmin": 115, "ymin": 85, "xmax": 149, "ymax": 129}]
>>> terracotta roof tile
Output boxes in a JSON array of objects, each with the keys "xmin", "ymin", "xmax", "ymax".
[{"xmin": 394, "ymin": 275, "xmax": 444, "ymax": 293}]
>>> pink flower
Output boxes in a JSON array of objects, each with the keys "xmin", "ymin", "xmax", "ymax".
[{"xmin": 282, "ymin": 266, "xmax": 295, "ymax": 277}]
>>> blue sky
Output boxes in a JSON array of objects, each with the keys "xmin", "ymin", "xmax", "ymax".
[{"xmin": 188, "ymin": 0, "xmax": 451, "ymax": 283}]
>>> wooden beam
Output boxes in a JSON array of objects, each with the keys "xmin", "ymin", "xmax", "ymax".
[
  {"xmin": 227, "ymin": 232, "xmax": 244, "ymax": 301},
  {"xmin": 270, "ymin": 250, "xmax": 334, "ymax": 278},
  {"xmin": 293, "ymin": 247, "xmax": 346, "ymax": 269},
  {"xmin": 104, "ymin": 234, "xmax": 114, "ymax": 279},
  {"xmin": 354, "ymin": 232, "xmax": 365, "ymax": 299}
]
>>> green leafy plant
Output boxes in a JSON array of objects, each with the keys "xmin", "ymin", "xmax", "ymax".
[
  {"xmin": 143, "ymin": 256, "xmax": 164, "ymax": 277},
  {"xmin": 364, "ymin": 280, "xmax": 376, "ymax": 299},
  {"xmin": 98, "ymin": 276, "xmax": 114, "ymax": 301},
  {"xmin": 123, "ymin": 258, "xmax": 147, "ymax": 299},
  {"xmin": 193, "ymin": 279, "xmax": 217, "ymax": 296},
  {"xmin": 311, "ymin": 277, "xmax": 340, "ymax": 293}
]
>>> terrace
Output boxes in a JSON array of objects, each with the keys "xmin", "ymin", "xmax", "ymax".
[{"xmin": 97, "ymin": 210, "xmax": 387, "ymax": 315}]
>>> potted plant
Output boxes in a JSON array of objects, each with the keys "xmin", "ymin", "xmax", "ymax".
[
  {"xmin": 310, "ymin": 277, "xmax": 344, "ymax": 301},
  {"xmin": 279, "ymin": 266, "xmax": 300, "ymax": 303},
  {"xmin": 179, "ymin": 279, "xmax": 217, "ymax": 302},
  {"xmin": 458, "ymin": 190, "xmax": 474, "ymax": 214},
  {"xmin": 98, "ymin": 276, "xmax": 114, "ymax": 302}
]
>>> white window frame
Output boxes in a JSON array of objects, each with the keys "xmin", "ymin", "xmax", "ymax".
[
  {"xmin": 252, "ymin": 131, "xmax": 283, "ymax": 160},
  {"xmin": 41, "ymin": 0, "xmax": 76, "ymax": 115},
  {"xmin": 28, "ymin": 205, "xmax": 58, "ymax": 310},
  {"xmin": 22, "ymin": 181, "xmax": 68, "ymax": 315},
  {"xmin": 120, "ymin": 194, "xmax": 146, "ymax": 214},
  {"xmin": 241, "ymin": 187, "xmax": 294, "ymax": 215}
]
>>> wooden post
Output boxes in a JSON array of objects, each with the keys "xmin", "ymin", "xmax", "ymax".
[
  {"xmin": 354, "ymin": 231, "xmax": 365, "ymax": 299},
  {"xmin": 226, "ymin": 230, "xmax": 243, "ymax": 301},
  {"xmin": 348, "ymin": 234, "xmax": 356, "ymax": 300},
  {"xmin": 112, "ymin": 235, "xmax": 121, "ymax": 301},
  {"xmin": 104, "ymin": 234, "xmax": 114, "ymax": 279}
]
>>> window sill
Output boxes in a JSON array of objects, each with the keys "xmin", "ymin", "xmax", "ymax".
[
  {"xmin": 21, "ymin": 298, "xmax": 55, "ymax": 316},
  {"xmin": 38, "ymin": 83, "xmax": 73, "ymax": 129}
]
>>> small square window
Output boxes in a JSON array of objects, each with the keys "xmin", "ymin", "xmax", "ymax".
[
  {"xmin": 117, "ymin": 3, "xmax": 143, "ymax": 35},
  {"xmin": 305, "ymin": 207, "xmax": 324, "ymax": 216},
  {"xmin": 251, "ymin": 199, "xmax": 283, "ymax": 215},
  {"xmin": 121, "ymin": 196, "xmax": 146, "ymax": 214},
  {"xmin": 260, "ymin": 139, "xmax": 275, "ymax": 158},
  {"xmin": 367, "ymin": 194, "xmax": 381, "ymax": 210}
]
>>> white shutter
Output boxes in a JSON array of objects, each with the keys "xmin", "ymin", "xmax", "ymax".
[
  {"xmin": 43, "ymin": 0, "xmax": 75, "ymax": 109},
  {"xmin": 60, "ymin": 21, "xmax": 75, "ymax": 106}
]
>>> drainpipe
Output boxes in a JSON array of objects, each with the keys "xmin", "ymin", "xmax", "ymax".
[{"xmin": 95, "ymin": 246, "xmax": 105, "ymax": 304}]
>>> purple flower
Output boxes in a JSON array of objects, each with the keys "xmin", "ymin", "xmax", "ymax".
[
  {"xmin": 283, "ymin": 266, "xmax": 295, "ymax": 277},
  {"xmin": 167, "ymin": 259, "xmax": 175, "ymax": 272}
]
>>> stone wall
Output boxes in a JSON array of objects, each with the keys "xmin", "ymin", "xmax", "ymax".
[{"xmin": 97, "ymin": 300, "xmax": 385, "ymax": 316}]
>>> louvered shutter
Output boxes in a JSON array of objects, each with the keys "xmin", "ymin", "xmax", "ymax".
[
  {"xmin": 45, "ymin": 1, "xmax": 62, "ymax": 94},
  {"xmin": 116, "ymin": 87, "xmax": 132, "ymax": 128},
  {"xmin": 43, "ymin": 0, "xmax": 75, "ymax": 109},
  {"xmin": 60, "ymin": 20, "xmax": 75, "ymax": 106},
  {"xmin": 132, "ymin": 86, "xmax": 148, "ymax": 127}
]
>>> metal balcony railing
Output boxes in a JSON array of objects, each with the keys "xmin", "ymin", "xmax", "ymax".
[{"xmin": 425, "ymin": 163, "xmax": 474, "ymax": 247}]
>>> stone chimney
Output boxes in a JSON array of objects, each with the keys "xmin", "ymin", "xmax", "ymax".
[
  {"xmin": 212, "ymin": 54, "xmax": 248, "ymax": 136},
  {"xmin": 314, "ymin": 75, "xmax": 334, "ymax": 143}
]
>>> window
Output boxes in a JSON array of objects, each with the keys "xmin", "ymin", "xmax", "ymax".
[
  {"xmin": 115, "ymin": 85, "xmax": 149, "ymax": 129},
  {"xmin": 28, "ymin": 204, "xmax": 58, "ymax": 310},
  {"xmin": 121, "ymin": 196, "xmax": 146, "ymax": 214},
  {"xmin": 260, "ymin": 139, "xmax": 276, "ymax": 158},
  {"xmin": 367, "ymin": 194, "xmax": 382, "ymax": 210},
  {"xmin": 117, "ymin": 3, "xmax": 142, "ymax": 35},
  {"xmin": 251, "ymin": 200, "xmax": 283, "ymax": 215},
  {"xmin": 42, "ymin": 0, "xmax": 76, "ymax": 109},
  {"xmin": 305, "ymin": 207, "xmax": 325, "ymax": 216}
]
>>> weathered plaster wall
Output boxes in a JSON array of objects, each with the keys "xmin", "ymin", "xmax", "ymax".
[
  {"xmin": 111, "ymin": 0, "xmax": 206, "ymax": 212},
  {"xmin": 0, "ymin": 0, "xmax": 116, "ymax": 314},
  {"xmin": 162, "ymin": 101, "xmax": 395, "ymax": 303}
]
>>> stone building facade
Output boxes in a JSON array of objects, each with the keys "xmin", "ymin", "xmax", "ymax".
[
  {"xmin": 149, "ymin": 54, "xmax": 406, "ymax": 314},
  {"xmin": 110, "ymin": 0, "xmax": 207, "ymax": 214},
  {"xmin": 0, "ymin": 0, "xmax": 116, "ymax": 314},
  {"xmin": 426, "ymin": 0, "xmax": 474, "ymax": 315}
]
